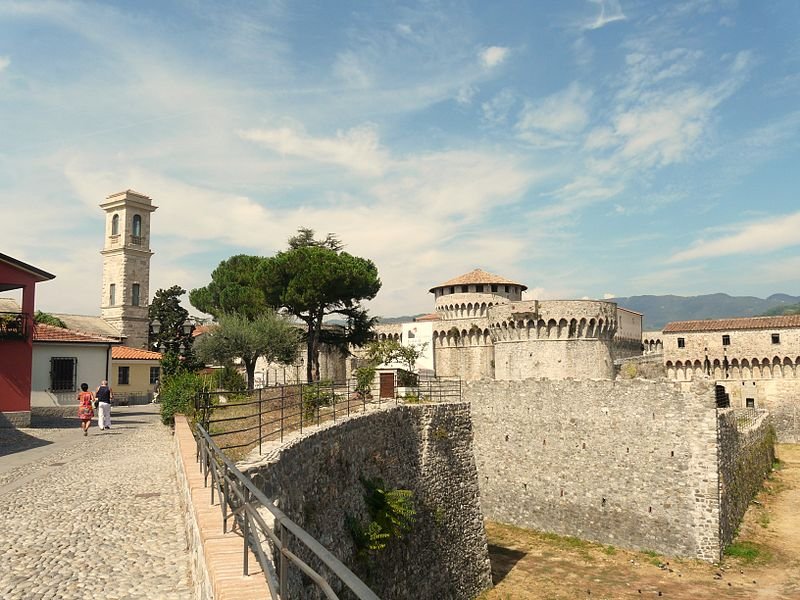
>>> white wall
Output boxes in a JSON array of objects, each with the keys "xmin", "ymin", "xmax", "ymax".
[{"xmin": 32, "ymin": 343, "xmax": 111, "ymax": 394}]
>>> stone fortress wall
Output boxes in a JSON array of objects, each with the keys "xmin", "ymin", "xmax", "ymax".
[
  {"xmin": 464, "ymin": 377, "xmax": 774, "ymax": 561},
  {"xmin": 244, "ymin": 403, "xmax": 492, "ymax": 600},
  {"xmin": 488, "ymin": 300, "xmax": 617, "ymax": 380}
]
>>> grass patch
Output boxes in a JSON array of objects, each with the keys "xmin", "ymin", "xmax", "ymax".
[
  {"xmin": 757, "ymin": 509, "xmax": 771, "ymax": 529},
  {"xmin": 603, "ymin": 545, "xmax": 617, "ymax": 555},
  {"xmin": 724, "ymin": 541, "xmax": 769, "ymax": 564}
]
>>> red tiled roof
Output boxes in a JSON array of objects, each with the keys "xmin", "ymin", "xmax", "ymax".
[
  {"xmin": 429, "ymin": 269, "xmax": 527, "ymax": 293},
  {"xmin": 414, "ymin": 312, "xmax": 441, "ymax": 322},
  {"xmin": 112, "ymin": 346, "xmax": 162, "ymax": 360},
  {"xmin": 192, "ymin": 324, "xmax": 212, "ymax": 337},
  {"xmin": 663, "ymin": 315, "xmax": 800, "ymax": 333},
  {"xmin": 33, "ymin": 323, "xmax": 119, "ymax": 343}
]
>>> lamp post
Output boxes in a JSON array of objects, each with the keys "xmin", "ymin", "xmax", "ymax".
[{"xmin": 150, "ymin": 317, "xmax": 195, "ymax": 356}]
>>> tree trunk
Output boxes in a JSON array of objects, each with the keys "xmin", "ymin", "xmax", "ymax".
[
  {"xmin": 306, "ymin": 321, "xmax": 314, "ymax": 383},
  {"xmin": 244, "ymin": 358, "xmax": 256, "ymax": 391},
  {"xmin": 313, "ymin": 309, "xmax": 324, "ymax": 382}
]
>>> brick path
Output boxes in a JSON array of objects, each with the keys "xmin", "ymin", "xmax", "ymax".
[{"xmin": 0, "ymin": 405, "xmax": 192, "ymax": 599}]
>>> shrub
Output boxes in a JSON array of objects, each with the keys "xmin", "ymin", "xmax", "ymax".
[
  {"xmin": 302, "ymin": 380, "xmax": 335, "ymax": 420},
  {"xmin": 218, "ymin": 365, "xmax": 247, "ymax": 391},
  {"xmin": 159, "ymin": 370, "xmax": 207, "ymax": 425}
]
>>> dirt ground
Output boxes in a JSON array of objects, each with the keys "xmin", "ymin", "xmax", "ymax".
[{"xmin": 479, "ymin": 444, "xmax": 800, "ymax": 600}]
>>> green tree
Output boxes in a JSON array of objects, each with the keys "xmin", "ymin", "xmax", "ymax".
[
  {"xmin": 149, "ymin": 285, "xmax": 200, "ymax": 374},
  {"xmin": 34, "ymin": 311, "xmax": 66, "ymax": 328},
  {"xmin": 260, "ymin": 231, "xmax": 381, "ymax": 382},
  {"xmin": 364, "ymin": 338, "xmax": 426, "ymax": 374},
  {"xmin": 189, "ymin": 255, "xmax": 269, "ymax": 320},
  {"xmin": 194, "ymin": 311, "xmax": 299, "ymax": 390}
]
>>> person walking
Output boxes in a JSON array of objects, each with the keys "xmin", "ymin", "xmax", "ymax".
[
  {"xmin": 96, "ymin": 379, "xmax": 113, "ymax": 430},
  {"xmin": 77, "ymin": 383, "xmax": 94, "ymax": 436}
]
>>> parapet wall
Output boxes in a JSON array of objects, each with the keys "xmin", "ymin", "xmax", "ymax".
[
  {"xmin": 718, "ymin": 409, "xmax": 775, "ymax": 547},
  {"xmin": 245, "ymin": 403, "xmax": 492, "ymax": 600},
  {"xmin": 465, "ymin": 378, "xmax": 723, "ymax": 560}
]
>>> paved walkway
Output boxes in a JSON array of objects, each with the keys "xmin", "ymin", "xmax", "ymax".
[{"xmin": 0, "ymin": 405, "xmax": 193, "ymax": 599}]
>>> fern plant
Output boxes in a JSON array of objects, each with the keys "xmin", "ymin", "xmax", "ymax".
[{"xmin": 347, "ymin": 477, "xmax": 415, "ymax": 563}]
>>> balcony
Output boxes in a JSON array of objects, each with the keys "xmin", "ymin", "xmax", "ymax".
[{"xmin": 0, "ymin": 312, "xmax": 29, "ymax": 340}]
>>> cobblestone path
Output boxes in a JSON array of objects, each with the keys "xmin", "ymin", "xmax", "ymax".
[{"xmin": 0, "ymin": 407, "xmax": 192, "ymax": 599}]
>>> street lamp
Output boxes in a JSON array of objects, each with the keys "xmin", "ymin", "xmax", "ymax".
[{"xmin": 151, "ymin": 318, "xmax": 194, "ymax": 353}]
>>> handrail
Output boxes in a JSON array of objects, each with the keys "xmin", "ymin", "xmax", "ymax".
[{"xmin": 195, "ymin": 423, "xmax": 380, "ymax": 600}]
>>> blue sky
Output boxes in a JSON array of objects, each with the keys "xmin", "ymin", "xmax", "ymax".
[{"xmin": 1, "ymin": 0, "xmax": 799, "ymax": 318}]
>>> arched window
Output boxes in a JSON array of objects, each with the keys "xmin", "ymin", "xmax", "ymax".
[
  {"xmin": 132, "ymin": 214, "xmax": 142, "ymax": 237},
  {"xmin": 111, "ymin": 214, "xmax": 119, "ymax": 235}
]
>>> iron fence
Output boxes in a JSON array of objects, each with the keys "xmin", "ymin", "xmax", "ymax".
[
  {"xmin": 195, "ymin": 424, "xmax": 380, "ymax": 600},
  {"xmin": 194, "ymin": 377, "xmax": 462, "ymax": 458},
  {"xmin": 731, "ymin": 407, "xmax": 768, "ymax": 432}
]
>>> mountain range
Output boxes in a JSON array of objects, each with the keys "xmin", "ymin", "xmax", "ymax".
[{"xmin": 609, "ymin": 294, "xmax": 800, "ymax": 330}]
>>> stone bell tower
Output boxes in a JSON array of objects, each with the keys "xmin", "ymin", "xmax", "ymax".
[{"xmin": 100, "ymin": 190, "xmax": 157, "ymax": 349}]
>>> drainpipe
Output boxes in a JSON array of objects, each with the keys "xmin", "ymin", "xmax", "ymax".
[{"xmin": 105, "ymin": 343, "xmax": 112, "ymax": 381}]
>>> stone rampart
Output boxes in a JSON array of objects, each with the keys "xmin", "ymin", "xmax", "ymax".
[
  {"xmin": 716, "ymin": 379, "xmax": 799, "ymax": 442},
  {"xmin": 465, "ymin": 378, "xmax": 723, "ymax": 560},
  {"xmin": 245, "ymin": 403, "xmax": 492, "ymax": 600},
  {"xmin": 717, "ymin": 409, "xmax": 775, "ymax": 547}
]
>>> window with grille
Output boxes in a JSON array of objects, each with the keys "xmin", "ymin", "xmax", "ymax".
[
  {"xmin": 118, "ymin": 366, "xmax": 130, "ymax": 385},
  {"xmin": 677, "ymin": 337, "xmax": 685, "ymax": 348},
  {"xmin": 50, "ymin": 357, "xmax": 77, "ymax": 392},
  {"xmin": 149, "ymin": 366, "xmax": 160, "ymax": 384},
  {"xmin": 722, "ymin": 335, "xmax": 731, "ymax": 346}
]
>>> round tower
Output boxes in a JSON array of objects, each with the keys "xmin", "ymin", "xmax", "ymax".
[{"xmin": 429, "ymin": 269, "xmax": 527, "ymax": 380}]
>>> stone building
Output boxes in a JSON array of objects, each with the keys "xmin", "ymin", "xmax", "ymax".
[
  {"xmin": 662, "ymin": 315, "xmax": 800, "ymax": 441},
  {"xmin": 372, "ymin": 268, "xmax": 639, "ymax": 382},
  {"xmin": 100, "ymin": 190, "xmax": 157, "ymax": 349}
]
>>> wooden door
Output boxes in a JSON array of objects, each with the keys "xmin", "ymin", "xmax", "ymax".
[{"xmin": 379, "ymin": 372, "xmax": 395, "ymax": 399}]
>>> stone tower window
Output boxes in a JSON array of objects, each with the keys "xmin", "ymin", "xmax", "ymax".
[
  {"xmin": 111, "ymin": 214, "xmax": 119, "ymax": 235},
  {"xmin": 722, "ymin": 334, "xmax": 731, "ymax": 346},
  {"xmin": 771, "ymin": 333, "xmax": 780, "ymax": 344},
  {"xmin": 491, "ymin": 285, "xmax": 498, "ymax": 293},
  {"xmin": 132, "ymin": 283, "xmax": 140, "ymax": 307},
  {"xmin": 460, "ymin": 285, "xmax": 467, "ymax": 293},
  {"xmin": 677, "ymin": 337, "xmax": 685, "ymax": 348},
  {"xmin": 109, "ymin": 284, "xmax": 116, "ymax": 306},
  {"xmin": 132, "ymin": 214, "xmax": 142, "ymax": 237}
]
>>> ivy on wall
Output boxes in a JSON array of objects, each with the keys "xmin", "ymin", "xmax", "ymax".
[{"xmin": 347, "ymin": 477, "xmax": 416, "ymax": 563}]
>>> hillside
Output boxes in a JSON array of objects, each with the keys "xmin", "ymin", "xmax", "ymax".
[{"xmin": 611, "ymin": 293, "xmax": 800, "ymax": 330}]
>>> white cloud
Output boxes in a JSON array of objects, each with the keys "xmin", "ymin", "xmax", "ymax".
[
  {"xmin": 456, "ymin": 84, "xmax": 477, "ymax": 105},
  {"xmin": 583, "ymin": 0, "xmax": 626, "ymax": 31},
  {"xmin": 516, "ymin": 82, "xmax": 592, "ymax": 147},
  {"xmin": 480, "ymin": 46, "xmax": 509, "ymax": 68},
  {"xmin": 481, "ymin": 89, "xmax": 517, "ymax": 124},
  {"xmin": 239, "ymin": 123, "xmax": 388, "ymax": 177},
  {"xmin": 332, "ymin": 51, "xmax": 372, "ymax": 88},
  {"xmin": 668, "ymin": 212, "xmax": 800, "ymax": 263},
  {"xmin": 0, "ymin": 56, "xmax": 9, "ymax": 71}
]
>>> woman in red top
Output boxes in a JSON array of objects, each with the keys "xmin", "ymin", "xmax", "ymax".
[{"xmin": 76, "ymin": 382, "xmax": 94, "ymax": 436}]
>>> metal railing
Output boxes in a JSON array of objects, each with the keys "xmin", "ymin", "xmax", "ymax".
[
  {"xmin": 0, "ymin": 312, "xmax": 28, "ymax": 340},
  {"xmin": 195, "ymin": 424, "xmax": 380, "ymax": 599},
  {"xmin": 731, "ymin": 407, "xmax": 768, "ymax": 432},
  {"xmin": 195, "ymin": 377, "xmax": 462, "ymax": 458}
]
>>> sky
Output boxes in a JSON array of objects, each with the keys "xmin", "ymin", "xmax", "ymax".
[{"xmin": 1, "ymin": 0, "xmax": 799, "ymax": 319}]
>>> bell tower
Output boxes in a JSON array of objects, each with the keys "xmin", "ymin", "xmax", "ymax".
[{"xmin": 100, "ymin": 190, "xmax": 157, "ymax": 349}]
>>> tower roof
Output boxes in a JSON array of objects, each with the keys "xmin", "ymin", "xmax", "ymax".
[{"xmin": 429, "ymin": 268, "xmax": 527, "ymax": 293}]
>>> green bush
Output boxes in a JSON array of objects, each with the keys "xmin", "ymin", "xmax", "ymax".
[
  {"xmin": 218, "ymin": 365, "xmax": 247, "ymax": 391},
  {"xmin": 159, "ymin": 370, "xmax": 207, "ymax": 425},
  {"xmin": 302, "ymin": 380, "xmax": 335, "ymax": 420}
]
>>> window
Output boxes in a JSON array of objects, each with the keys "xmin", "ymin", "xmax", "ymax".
[
  {"xmin": 505, "ymin": 285, "xmax": 509, "ymax": 293},
  {"xmin": 149, "ymin": 366, "xmax": 160, "ymax": 385},
  {"xmin": 746, "ymin": 398, "xmax": 755, "ymax": 408},
  {"xmin": 111, "ymin": 214, "xmax": 119, "ymax": 235},
  {"xmin": 132, "ymin": 283, "xmax": 140, "ymax": 306},
  {"xmin": 677, "ymin": 337, "xmax": 685, "ymax": 348},
  {"xmin": 50, "ymin": 357, "xmax": 77, "ymax": 392},
  {"xmin": 132, "ymin": 214, "xmax": 142, "ymax": 237},
  {"xmin": 772, "ymin": 333, "xmax": 780, "ymax": 344},
  {"xmin": 722, "ymin": 335, "xmax": 731, "ymax": 346},
  {"xmin": 491, "ymin": 284, "xmax": 498, "ymax": 293},
  {"xmin": 109, "ymin": 284, "xmax": 116, "ymax": 306},
  {"xmin": 460, "ymin": 285, "xmax": 467, "ymax": 293},
  {"xmin": 118, "ymin": 366, "xmax": 130, "ymax": 385}
]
